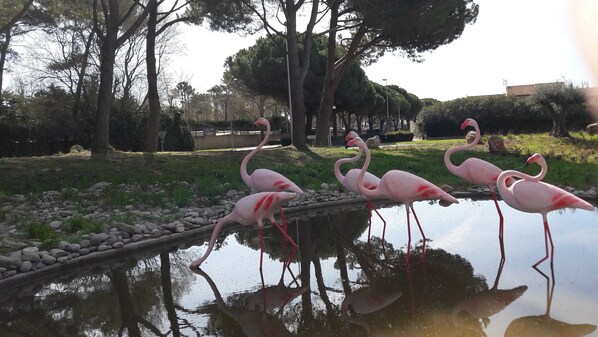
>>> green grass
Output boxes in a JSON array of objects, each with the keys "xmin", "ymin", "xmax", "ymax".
[
  {"xmin": 63, "ymin": 214, "xmax": 104, "ymax": 234},
  {"xmin": 21, "ymin": 221, "xmax": 59, "ymax": 248},
  {"xmin": 0, "ymin": 132, "xmax": 595, "ymax": 198}
]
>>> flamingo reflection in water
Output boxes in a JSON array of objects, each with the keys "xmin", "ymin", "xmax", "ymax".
[
  {"xmin": 340, "ymin": 284, "xmax": 402, "ymax": 335},
  {"xmin": 497, "ymin": 153, "xmax": 595, "ymax": 268},
  {"xmin": 189, "ymin": 191, "xmax": 299, "ymax": 284},
  {"xmin": 444, "ymin": 118, "xmax": 515, "ymax": 261},
  {"xmin": 451, "ymin": 256, "xmax": 527, "ymax": 334},
  {"xmin": 505, "ymin": 265, "xmax": 597, "ymax": 337},
  {"xmin": 347, "ymin": 135, "xmax": 459, "ymax": 265},
  {"xmin": 335, "ymin": 131, "xmax": 385, "ymax": 250},
  {"xmin": 192, "ymin": 267, "xmax": 305, "ymax": 337}
]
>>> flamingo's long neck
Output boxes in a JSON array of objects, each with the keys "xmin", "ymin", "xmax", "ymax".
[
  {"xmin": 240, "ymin": 121, "xmax": 271, "ymax": 185},
  {"xmin": 194, "ymin": 268, "xmax": 228, "ymax": 309},
  {"xmin": 355, "ymin": 142, "xmax": 379, "ymax": 199},
  {"xmin": 496, "ymin": 162, "xmax": 545, "ymax": 207},
  {"xmin": 444, "ymin": 122, "xmax": 480, "ymax": 176},
  {"xmin": 334, "ymin": 148, "xmax": 363, "ymax": 183},
  {"xmin": 189, "ymin": 215, "xmax": 234, "ymax": 268}
]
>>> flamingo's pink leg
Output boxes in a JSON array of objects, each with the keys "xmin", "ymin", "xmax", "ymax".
[
  {"xmin": 406, "ymin": 206, "xmax": 412, "ymax": 266},
  {"xmin": 533, "ymin": 216, "xmax": 554, "ymax": 268},
  {"xmin": 366, "ymin": 200, "xmax": 373, "ymax": 250},
  {"xmin": 489, "ymin": 188, "xmax": 505, "ymax": 260},
  {"xmin": 272, "ymin": 220, "xmax": 298, "ymax": 276},
  {"xmin": 410, "ymin": 205, "xmax": 426, "ymax": 262},
  {"xmin": 369, "ymin": 200, "xmax": 387, "ymax": 256},
  {"xmin": 259, "ymin": 225, "xmax": 264, "ymax": 272},
  {"xmin": 366, "ymin": 199, "xmax": 388, "ymax": 255},
  {"xmin": 278, "ymin": 207, "xmax": 289, "ymax": 261}
]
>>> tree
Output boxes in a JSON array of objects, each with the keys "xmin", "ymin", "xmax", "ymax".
[
  {"xmin": 173, "ymin": 81, "xmax": 195, "ymax": 122},
  {"xmin": 141, "ymin": 0, "xmax": 252, "ymax": 152},
  {"xmin": 529, "ymin": 81, "xmax": 587, "ymax": 138},
  {"xmin": 0, "ymin": 0, "xmax": 54, "ymax": 101},
  {"xmin": 313, "ymin": 0, "xmax": 479, "ymax": 146},
  {"xmin": 224, "ymin": 34, "xmax": 327, "ymax": 131},
  {"xmin": 241, "ymin": 0, "xmax": 323, "ymax": 151},
  {"xmin": 91, "ymin": 0, "xmax": 149, "ymax": 158}
]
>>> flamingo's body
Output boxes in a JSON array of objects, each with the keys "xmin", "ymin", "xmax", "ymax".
[
  {"xmin": 444, "ymin": 118, "xmax": 514, "ymax": 259},
  {"xmin": 497, "ymin": 153, "xmax": 594, "ymax": 267},
  {"xmin": 241, "ymin": 118, "xmax": 303, "ymax": 194},
  {"xmin": 348, "ymin": 136, "xmax": 459, "ymax": 265},
  {"xmin": 189, "ymin": 192, "xmax": 298, "ymax": 274}
]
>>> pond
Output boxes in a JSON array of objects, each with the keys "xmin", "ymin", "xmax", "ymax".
[{"xmin": 0, "ymin": 198, "xmax": 597, "ymax": 337}]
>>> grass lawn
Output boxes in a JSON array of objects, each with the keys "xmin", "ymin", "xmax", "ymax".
[{"xmin": 0, "ymin": 132, "xmax": 596, "ymax": 198}]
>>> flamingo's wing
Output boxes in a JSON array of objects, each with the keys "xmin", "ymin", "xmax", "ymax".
[
  {"xmin": 461, "ymin": 157, "xmax": 504, "ymax": 186},
  {"xmin": 345, "ymin": 169, "xmax": 381, "ymax": 194},
  {"xmin": 250, "ymin": 168, "xmax": 303, "ymax": 194},
  {"xmin": 511, "ymin": 181, "xmax": 594, "ymax": 213}
]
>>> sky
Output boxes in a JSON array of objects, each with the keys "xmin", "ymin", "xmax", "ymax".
[{"xmin": 171, "ymin": 0, "xmax": 596, "ymax": 102}]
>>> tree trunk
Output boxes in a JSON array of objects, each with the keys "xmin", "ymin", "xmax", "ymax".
[
  {"xmin": 551, "ymin": 110, "xmax": 570, "ymax": 137},
  {"xmin": 73, "ymin": 28, "xmax": 95, "ymax": 118},
  {"xmin": 315, "ymin": 15, "xmax": 368, "ymax": 146},
  {"xmin": 144, "ymin": 0, "xmax": 161, "ymax": 152},
  {"xmin": 332, "ymin": 109, "xmax": 337, "ymax": 135},
  {"xmin": 160, "ymin": 253, "xmax": 181, "ymax": 337},
  {"xmin": 314, "ymin": 0, "xmax": 340, "ymax": 147},
  {"xmin": 91, "ymin": 30, "xmax": 117, "ymax": 158},
  {"xmin": 0, "ymin": 29, "xmax": 11, "ymax": 101},
  {"xmin": 286, "ymin": 30, "xmax": 308, "ymax": 150},
  {"xmin": 91, "ymin": 0, "xmax": 149, "ymax": 157}
]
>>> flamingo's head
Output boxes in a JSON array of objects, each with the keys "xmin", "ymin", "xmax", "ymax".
[
  {"xmin": 346, "ymin": 136, "xmax": 364, "ymax": 148},
  {"xmin": 525, "ymin": 153, "xmax": 545, "ymax": 166},
  {"xmin": 460, "ymin": 118, "xmax": 477, "ymax": 130},
  {"xmin": 275, "ymin": 191, "xmax": 298, "ymax": 204},
  {"xmin": 345, "ymin": 130, "xmax": 359, "ymax": 142},
  {"xmin": 255, "ymin": 117, "xmax": 269, "ymax": 127}
]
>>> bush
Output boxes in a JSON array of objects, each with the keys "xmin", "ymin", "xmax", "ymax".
[
  {"xmin": 414, "ymin": 95, "xmax": 552, "ymax": 138},
  {"xmin": 382, "ymin": 131, "xmax": 414, "ymax": 142},
  {"xmin": 69, "ymin": 144, "xmax": 85, "ymax": 153}
]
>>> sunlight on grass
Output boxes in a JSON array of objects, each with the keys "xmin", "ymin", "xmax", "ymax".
[{"xmin": 0, "ymin": 133, "xmax": 596, "ymax": 196}]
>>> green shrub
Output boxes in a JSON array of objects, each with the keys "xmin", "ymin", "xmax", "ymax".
[
  {"xmin": 414, "ymin": 95, "xmax": 550, "ymax": 138},
  {"xmin": 69, "ymin": 144, "xmax": 85, "ymax": 153},
  {"xmin": 383, "ymin": 131, "xmax": 414, "ymax": 142}
]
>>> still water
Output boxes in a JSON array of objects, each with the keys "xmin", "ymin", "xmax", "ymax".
[{"xmin": 0, "ymin": 198, "xmax": 597, "ymax": 337}]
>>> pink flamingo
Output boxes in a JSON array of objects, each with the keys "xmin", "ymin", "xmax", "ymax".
[
  {"xmin": 241, "ymin": 117, "xmax": 303, "ymax": 263},
  {"xmin": 444, "ymin": 118, "xmax": 514, "ymax": 260},
  {"xmin": 241, "ymin": 117, "xmax": 303, "ymax": 194},
  {"xmin": 496, "ymin": 153, "xmax": 595, "ymax": 268},
  {"xmin": 189, "ymin": 191, "xmax": 299, "ymax": 283},
  {"xmin": 335, "ymin": 131, "xmax": 386, "ymax": 248},
  {"xmin": 348, "ymin": 136, "xmax": 459, "ymax": 265}
]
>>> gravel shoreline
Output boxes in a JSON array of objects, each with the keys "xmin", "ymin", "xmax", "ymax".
[{"xmin": 0, "ymin": 181, "xmax": 595, "ymax": 289}]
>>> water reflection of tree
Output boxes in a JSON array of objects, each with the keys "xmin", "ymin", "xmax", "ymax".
[
  {"xmin": 0, "ymin": 251, "xmax": 197, "ymax": 337},
  {"xmin": 324, "ymin": 212, "xmax": 489, "ymax": 337}
]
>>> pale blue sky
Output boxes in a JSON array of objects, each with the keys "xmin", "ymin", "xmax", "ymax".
[{"xmin": 174, "ymin": 0, "xmax": 595, "ymax": 101}]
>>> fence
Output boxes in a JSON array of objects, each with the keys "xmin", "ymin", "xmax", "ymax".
[{"xmin": 190, "ymin": 130, "xmax": 281, "ymax": 150}]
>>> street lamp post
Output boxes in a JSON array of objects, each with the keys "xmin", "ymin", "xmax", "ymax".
[{"xmin": 383, "ymin": 78, "xmax": 389, "ymax": 133}]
